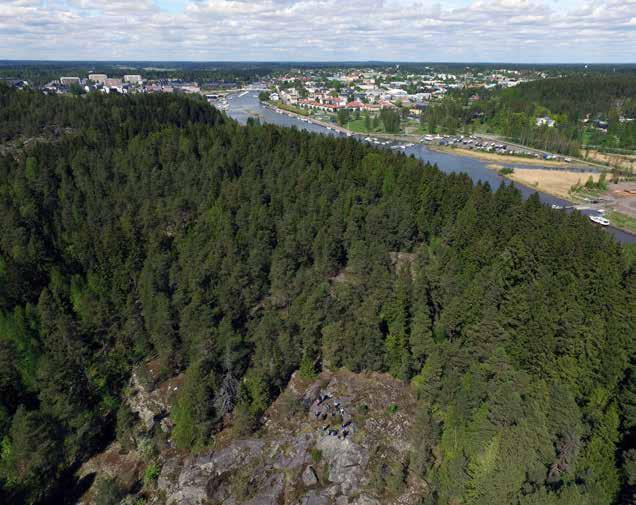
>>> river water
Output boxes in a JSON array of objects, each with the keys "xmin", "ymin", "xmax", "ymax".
[{"xmin": 225, "ymin": 91, "xmax": 635, "ymax": 244}]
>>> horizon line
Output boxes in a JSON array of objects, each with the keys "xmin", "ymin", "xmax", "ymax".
[{"xmin": 1, "ymin": 59, "xmax": 636, "ymax": 66}]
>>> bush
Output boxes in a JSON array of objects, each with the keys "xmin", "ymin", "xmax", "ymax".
[
  {"xmin": 137, "ymin": 437, "xmax": 157, "ymax": 462},
  {"xmin": 311, "ymin": 448, "xmax": 322, "ymax": 464},
  {"xmin": 115, "ymin": 402, "xmax": 138, "ymax": 451},
  {"xmin": 233, "ymin": 401, "xmax": 259, "ymax": 436},
  {"xmin": 93, "ymin": 476, "xmax": 125, "ymax": 505},
  {"xmin": 143, "ymin": 462, "xmax": 160, "ymax": 486}
]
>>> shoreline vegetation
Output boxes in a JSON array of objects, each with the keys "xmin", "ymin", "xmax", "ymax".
[
  {"xmin": 487, "ymin": 165, "xmax": 636, "ymax": 235},
  {"xmin": 262, "ymin": 97, "xmax": 611, "ymax": 169},
  {"xmin": 259, "ymin": 97, "xmax": 636, "ymax": 236},
  {"xmin": 428, "ymin": 144, "xmax": 597, "ymax": 168}
]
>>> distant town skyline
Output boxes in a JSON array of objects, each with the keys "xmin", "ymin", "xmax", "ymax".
[{"xmin": 1, "ymin": 0, "xmax": 635, "ymax": 63}]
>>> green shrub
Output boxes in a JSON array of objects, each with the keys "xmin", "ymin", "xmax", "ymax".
[
  {"xmin": 311, "ymin": 448, "xmax": 322, "ymax": 464},
  {"xmin": 93, "ymin": 476, "xmax": 125, "ymax": 505},
  {"xmin": 143, "ymin": 462, "xmax": 160, "ymax": 485}
]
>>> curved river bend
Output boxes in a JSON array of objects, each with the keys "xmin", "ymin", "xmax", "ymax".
[{"xmin": 225, "ymin": 91, "xmax": 636, "ymax": 244}]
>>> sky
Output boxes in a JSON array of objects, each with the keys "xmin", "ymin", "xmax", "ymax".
[{"xmin": 0, "ymin": 0, "xmax": 635, "ymax": 63}]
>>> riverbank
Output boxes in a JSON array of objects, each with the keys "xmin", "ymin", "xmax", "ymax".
[
  {"xmin": 606, "ymin": 210, "xmax": 636, "ymax": 235},
  {"xmin": 262, "ymin": 100, "xmax": 423, "ymax": 141},
  {"xmin": 248, "ymin": 96, "xmax": 636, "ymax": 239},
  {"xmin": 430, "ymin": 145, "xmax": 582, "ymax": 168},
  {"xmin": 495, "ymin": 167, "xmax": 601, "ymax": 200},
  {"xmin": 496, "ymin": 167, "xmax": 636, "ymax": 235}
]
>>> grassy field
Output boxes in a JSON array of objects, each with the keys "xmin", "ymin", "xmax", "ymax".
[
  {"xmin": 344, "ymin": 118, "xmax": 384, "ymax": 134},
  {"xmin": 606, "ymin": 210, "xmax": 636, "ymax": 235}
]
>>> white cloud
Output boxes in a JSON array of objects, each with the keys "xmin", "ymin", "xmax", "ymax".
[{"xmin": 0, "ymin": 0, "xmax": 633, "ymax": 61}]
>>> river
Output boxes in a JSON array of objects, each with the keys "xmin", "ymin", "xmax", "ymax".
[{"xmin": 225, "ymin": 91, "xmax": 636, "ymax": 244}]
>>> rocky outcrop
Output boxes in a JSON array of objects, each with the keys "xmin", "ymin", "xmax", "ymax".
[
  {"xmin": 316, "ymin": 437, "xmax": 368, "ymax": 496},
  {"xmin": 76, "ymin": 367, "xmax": 426, "ymax": 505},
  {"xmin": 156, "ymin": 369, "xmax": 427, "ymax": 505},
  {"xmin": 75, "ymin": 442, "xmax": 145, "ymax": 504},
  {"xmin": 75, "ymin": 359, "xmax": 185, "ymax": 505},
  {"xmin": 127, "ymin": 359, "xmax": 184, "ymax": 433}
]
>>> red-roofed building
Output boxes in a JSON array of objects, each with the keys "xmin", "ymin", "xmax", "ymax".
[
  {"xmin": 379, "ymin": 100, "xmax": 398, "ymax": 109},
  {"xmin": 345, "ymin": 101, "xmax": 365, "ymax": 111}
]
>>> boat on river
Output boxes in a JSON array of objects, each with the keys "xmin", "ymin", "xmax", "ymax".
[{"xmin": 589, "ymin": 215, "xmax": 610, "ymax": 226}]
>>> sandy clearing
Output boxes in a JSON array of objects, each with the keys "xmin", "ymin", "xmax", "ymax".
[
  {"xmin": 583, "ymin": 149, "xmax": 636, "ymax": 173},
  {"xmin": 504, "ymin": 168, "xmax": 601, "ymax": 200}
]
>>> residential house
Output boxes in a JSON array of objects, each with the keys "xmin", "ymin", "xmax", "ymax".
[{"xmin": 536, "ymin": 116, "xmax": 556, "ymax": 127}]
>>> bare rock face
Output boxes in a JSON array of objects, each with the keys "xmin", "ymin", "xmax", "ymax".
[
  {"xmin": 159, "ymin": 439, "xmax": 268, "ymax": 505},
  {"xmin": 300, "ymin": 490, "xmax": 331, "ymax": 505},
  {"xmin": 156, "ymin": 369, "xmax": 426, "ymax": 504},
  {"xmin": 75, "ymin": 442, "xmax": 145, "ymax": 505},
  {"xmin": 303, "ymin": 465, "xmax": 319, "ymax": 487},
  {"xmin": 316, "ymin": 437, "xmax": 368, "ymax": 496},
  {"xmin": 127, "ymin": 359, "xmax": 184, "ymax": 433}
]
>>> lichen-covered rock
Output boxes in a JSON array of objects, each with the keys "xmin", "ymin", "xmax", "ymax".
[
  {"xmin": 158, "ymin": 439, "xmax": 267, "ymax": 504},
  {"xmin": 75, "ymin": 442, "xmax": 144, "ymax": 505},
  {"xmin": 126, "ymin": 359, "xmax": 184, "ymax": 433},
  {"xmin": 351, "ymin": 494, "xmax": 382, "ymax": 505},
  {"xmin": 302, "ymin": 465, "xmax": 319, "ymax": 487},
  {"xmin": 300, "ymin": 490, "xmax": 330, "ymax": 505},
  {"xmin": 86, "ymin": 369, "xmax": 426, "ymax": 505},
  {"xmin": 316, "ymin": 436, "xmax": 368, "ymax": 496}
]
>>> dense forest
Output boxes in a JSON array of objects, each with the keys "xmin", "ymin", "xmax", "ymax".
[
  {"xmin": 0, "ymin": 86, "xmax": 634, "ymax": 504},
  {"xmin": 0, "ymin": 61, "xmax": 284, "ymax": 87},
  {"xmin": 423, "ymin": 74, "xmax": 636, "ymax": 156}
]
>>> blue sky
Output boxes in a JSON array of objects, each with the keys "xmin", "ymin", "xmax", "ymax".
[
  {"xmin": 155, "ymin": 0, "xmax": 187, "ymax": 13},
  {"xmin": 1, "ymin": 0, "xmax": 635, "ymax": 62}
]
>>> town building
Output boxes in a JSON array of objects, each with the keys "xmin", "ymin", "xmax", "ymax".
[
  {"xmin": 60, "ymin": 76, "xmax": 80, "ymax": 86},
  {"xmin": 105, "ymin": 78, "xmax": 123, "ymax": 89},
  {"xmin": 88, "ymin": 74, "xmax": 108, "ymax": 84}
]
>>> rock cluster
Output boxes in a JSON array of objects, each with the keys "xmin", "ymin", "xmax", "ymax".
[
  {"xmin": 156, "ymin": 369, "xmax": 426, "ymax": 505},
  {"xmin": 127, "ymin": 360, "xmax": 184, "ymax": 433}
]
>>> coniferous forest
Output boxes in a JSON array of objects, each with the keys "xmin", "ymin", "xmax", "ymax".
[{"xmin": 0, "ymin": 86, "xmax": 635, "ymax": 504}]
